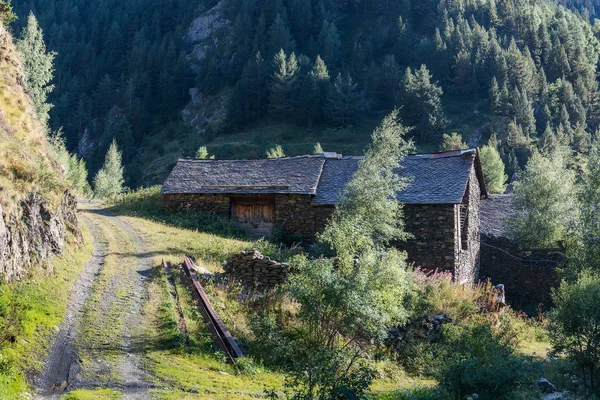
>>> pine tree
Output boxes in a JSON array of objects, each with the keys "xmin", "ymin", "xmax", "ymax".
[
  {"xmin": 506, "ymin": 120, "xmax": 528, "ymax": 148},
  {"xmin": 266, "ymin": 144, "xmax": 286, "ymax": 158},
  {"xmin": 451, "ymin": 49, "xmax": 476, "ymax": 96},
  {"xmin": 479, "ymin": 144, "xmax": 508, "ymax": 194},
  {"xmin": 398, "ymin": 65, "xmax": 446, "ymax": 140},
  {"xmin": 268, "ymin": 14, "xmax": 296, "ymax": 55},
  {"xmin": 94, "ymin": 139, "xmax": 124, "ymax": 198},
  {"xmin": 572, "ymin": 123, "xmax": 591, "ymax": 153},
  {"xmin": 17, "ymin": 12, "xmax": 56, "ymax": 129},
  {"xmin": 439, "ymin": 132, "xmax": 467, "ymax": 151},
  {"xmin": 559, "ymin": 104, "xmax": 574, "ymax": 140},
  {"xmin": 539, "ymin": 126, "xmax": 558, "ymax": 155},
  {"xmin": 325, "ymin": 73, "xmax": 363, "ymax": 127},
  {"xmin": 512, "ymin": 88, "xmax": 536, "ymax": 137},
  {"xmin": 489, "ymin": 77, "xmax": 501, "ymax": 113},
  {"xmin": 0, "ymin": 0, "xmax": 16, "ymax": 25},
  {"xmin": 297, "ymin": 55, "xmax": 330, "ymax": 125},
  {"xmin": 268, "ymin": 50, "xmax": 298, "ymax": 121},
  {"xmin": 316, "ymin": 21, "xmax": 341, "ymax": 72}
]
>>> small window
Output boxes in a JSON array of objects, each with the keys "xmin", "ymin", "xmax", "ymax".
[{"xmin": 460, "ymin": 204, "xmax": 468, "ymax": 250}]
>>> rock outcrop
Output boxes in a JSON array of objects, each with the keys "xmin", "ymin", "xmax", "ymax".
[
  {"xmin": 186, "ymin": 0, "xmax": 229, "ymax": 65},
  {"xmin": 0, "ymin": 191, "xmax": 80, "ymax": 281},
  {"xmin": 183, "ymin": 1, "xmax": 231, "ymax": 137}
]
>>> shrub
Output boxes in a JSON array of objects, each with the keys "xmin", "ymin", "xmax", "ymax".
[
  {"xmin": 436, "ymin": 322, "xmax": 529, "ymax": 400},
  {"xmin": 550, "ymin": 271, "xmax": 600, "ymax": 394}
]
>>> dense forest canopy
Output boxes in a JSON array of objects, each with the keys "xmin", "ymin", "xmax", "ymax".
[
  {"xmin": 12, "ymin": 0, "xmax": 600, "ymax": 186},
  {"xmin": 12, "ymin": 0, "xmax": 202, "ymax": 185}
]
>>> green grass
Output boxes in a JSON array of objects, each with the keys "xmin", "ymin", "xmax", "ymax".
[
  {"xmin": 142, "ymin": 265, "xmax": 285, "ymax": 399},
  {"xmin": 0, "ymin": 225, "xmax": 94, "ymax": 398},
  {"xmin": 76, "ymin": 213, "xmax": 143, "ymax": 384},
  {"xmin": 61, "ymin": 388, "xmax": 123, "ymax": 399}
]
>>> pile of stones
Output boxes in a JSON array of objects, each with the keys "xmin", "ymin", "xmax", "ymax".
[{"xmin": 224, "ymin": 250, "xmax": 290, "ymax": 289}]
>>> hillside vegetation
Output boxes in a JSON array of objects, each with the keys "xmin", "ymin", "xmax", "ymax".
[
  {"xmin": 13, "ymin": 0, "xmax": 600, "ymax": 187},
  {"xmin": 0, "ymin": 27, "xmax": 66, "ymax": 214}
]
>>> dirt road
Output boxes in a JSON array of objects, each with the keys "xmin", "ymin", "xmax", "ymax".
[{"xmin": 35, "ymin": 203, "xmax": 154, "ymax": 399}]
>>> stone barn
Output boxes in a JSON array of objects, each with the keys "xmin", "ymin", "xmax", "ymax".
[{"xmin": 161, "ymin": 149, "xmax": 487, "ymax": 283}]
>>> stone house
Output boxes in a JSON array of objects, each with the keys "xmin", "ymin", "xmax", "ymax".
[
  {"xmin": 479, "ymin": 194, "xmax": 564, "ymax": 309},
  {"xmin": 161, "ymin": 149, "xmax": 487, "ymax": 283}
]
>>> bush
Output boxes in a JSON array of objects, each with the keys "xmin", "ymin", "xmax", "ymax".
[
  {"xmin": 550, "ymin": 271, "xmax": 600, "ymax": 394},
  {"xmin": 436, "ymin": 323, "xmax": 529, "ymax": 400}
]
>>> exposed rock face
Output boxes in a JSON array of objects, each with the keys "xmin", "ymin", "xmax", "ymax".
[
  {"xmin": 183, "ymin": 1, "xmax": 231, "ymax": 137},
  {"xmin": 0, "ymin": 191, "xmax": 80, "ymax": 281},
  {"xmin": 182, "ymin": 88, "xmax": 229, "ymax": 137},
  {"xmin": 186, "ymin": 0, "xmax": 229, "ymax": 65}
]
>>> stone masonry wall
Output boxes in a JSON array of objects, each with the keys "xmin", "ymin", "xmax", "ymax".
[
  {"xmin": 162, "ymin": 193, "xmax": 334, "ymax": 240},
  {"xmin": 224, "ymin": 250, "xmax": 290, "ymax": 289},
  {"xmin": 275, "ymin": 194, "xmax": 334, "ymax": 240},
  {"xmin": 162, "ymin": 193, "xmax": 231, "ymax": 217},
  {"xmin": 454, "ymin": 166, "xmax": 481, "ymax": 284},
  {"xmin": 400, "ymin": 204, "xmax": 456, "ymax": 273},
  {"xmin": 480, "ymin": 236, "xmax": 563, "ymax": 311}
]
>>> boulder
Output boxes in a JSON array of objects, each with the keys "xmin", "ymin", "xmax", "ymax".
[{"xmin": 537, "ymin": 378, "xmax": 558, "ymax": 394}]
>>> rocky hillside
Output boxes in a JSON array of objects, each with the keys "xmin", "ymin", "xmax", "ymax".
[{"xmin": 0, "ymin": 26, "xmax": 79, "ymax": 280}]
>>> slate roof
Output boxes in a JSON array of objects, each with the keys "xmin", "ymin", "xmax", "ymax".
[
  {"xmin": 161, "ymin": 156, "xmax": 326, "ymax": 195},
  {"xmin": 162, "ymin": 149, "xmax": 487, "ymax": 205},
  {"xmin": 480, "ymin": 194, "xmax": 517, "ymax": 238},
  {"xmin": 313, "ymin": 149, "xmax": 484, "ymax": 205}
]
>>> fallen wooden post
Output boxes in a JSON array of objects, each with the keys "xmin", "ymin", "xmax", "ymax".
[{"xmin": 179, "ymin": 255, "xmax": 244, "ymax": 363}]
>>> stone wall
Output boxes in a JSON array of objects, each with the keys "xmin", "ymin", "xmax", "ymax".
[
  {"xmin": 480, "ymin": 236, "xmax": 563, "ymax": 311},
  {"xmin": 162, "ymin": 193, "xmax": 334, "ymax": 240},
  {"xmin": 224, "ymin": 250, "xmax": 290, "ymax": 289},
  {"xmin": 274, "ymin": 194, "xmax": 334, "ymax": 240},
  {"xmin": 398, "ymin": 166, "xmax": 481, "ymax": 284},
  {"xmin": 162, "ymin": 193, "xmax": 231, "ymax": 216},
  {"xmin": 454, "ymin": 166, "xmax": 481, "ymax": 284},
  {"xmin": 0, "ymin": 191, "xmax": 81, "ymax": 281},
  {"xmin": 401, "ymin": 204, "xmax": 456, "ymax": 272}
]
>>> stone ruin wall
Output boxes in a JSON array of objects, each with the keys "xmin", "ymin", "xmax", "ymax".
[
  {"xmin": 224, "ymin": 250, "xmax": 290, "ymax": 289},
  {"xmin": 479, "ymin": 236, "xmax": 563, "ymax": 311}
]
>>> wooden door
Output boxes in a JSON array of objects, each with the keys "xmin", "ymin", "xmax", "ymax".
[{"xmin": 232, "ymin": 198, "xmax": 275, "ymax": 235}]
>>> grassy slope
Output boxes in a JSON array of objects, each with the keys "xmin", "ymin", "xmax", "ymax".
[
  {"xmin": 0, "ymin": 29, "xmax": 66, "ymax": 215},
  {"xmin": 108, "ymin": 206, "xmax": 453, "ymax": 398},
  {"xmin": 107, "ymin": 189, "xmax": 562, "ymax": 398},
  {"xmin": 0, "ymin": 225, "xmax": 94, "ymax": 398}
]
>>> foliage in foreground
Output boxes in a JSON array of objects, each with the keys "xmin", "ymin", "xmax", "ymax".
[
  {"xmin": 253, "ymin": 111, "xmax": 416, "ymax": 399},
  {"xmin": 0, "ymin": 228, "xmax": 93, "ymax": 398},
  {"xmin": 550, "ymin": 271, "xmax": 600, "ymax": 395}
]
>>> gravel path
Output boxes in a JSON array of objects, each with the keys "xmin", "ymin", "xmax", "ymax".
[{"xmin": 34, "ymin": 204, "xmax": 154, "ymax": 399}]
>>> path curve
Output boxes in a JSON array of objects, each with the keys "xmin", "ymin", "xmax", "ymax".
[{"xmin": 35, "ymin": 203, "xmax": 154, "ymax": 399}]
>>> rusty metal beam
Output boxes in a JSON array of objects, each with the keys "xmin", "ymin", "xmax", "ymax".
[{"xmin": 180, "ymin": 256, "xmax": 244, "ymax": 362}]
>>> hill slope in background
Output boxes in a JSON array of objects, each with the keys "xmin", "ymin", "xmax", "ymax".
[
  {"xmin": 12, "ymin": 0, "xmax": 600, "ymax": 186},
  {"xmin": 0, "ymin": 27, "xmax": 79, "ymax": 280}
]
